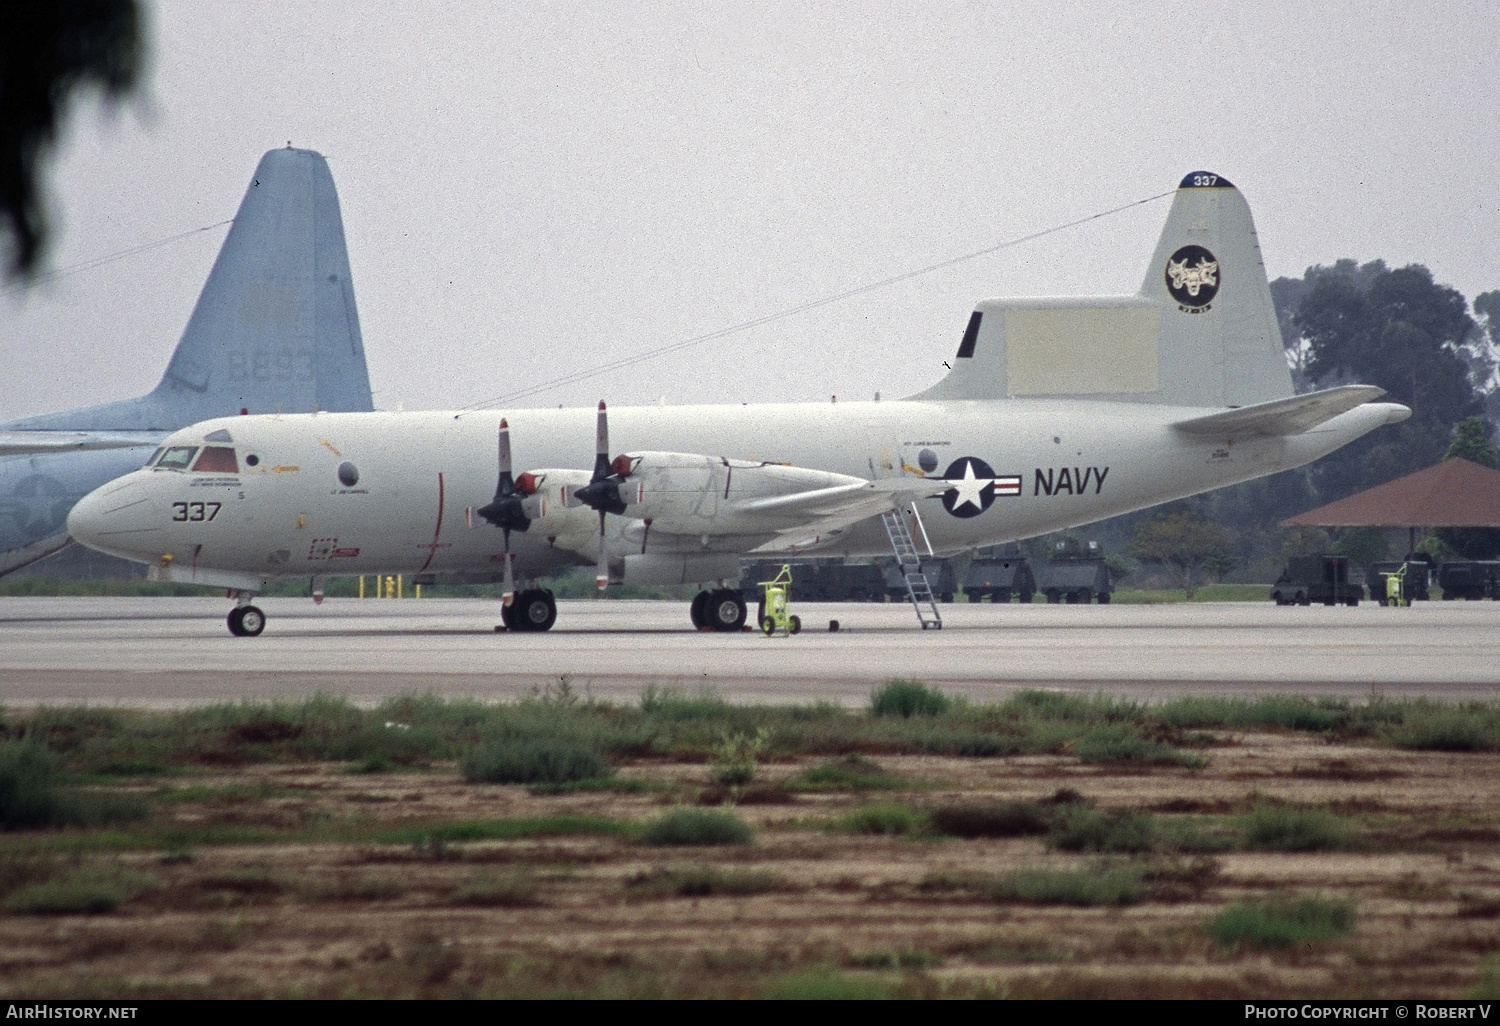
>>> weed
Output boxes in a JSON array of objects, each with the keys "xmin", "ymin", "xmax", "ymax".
[
  {"xmin": 710, "ymin": 727, "xmax": 770, "ymax": 786},
  {"xmin": 1469, "ymin": 954, "xmax": 1500, "ymax": 999},
  {"xmin": 1205, "ymin": 895, "xmax": 1356, "ymax": 949},
  {"xmin": 1048, "ymin": 806, "xmax": 1159, "ymax": 853},
  {"xmin": 1240, "ymin": 805, "xmax": 1353, "ymax": 851},
  {"xmin": 641, "ymin": 808, "xmax": 753, "ymax": 846},
  {"xmin": 986, "ymin": 863, "xmax": 1143, "ymax": 906},
  {"xmin": 627, "ymin": 865, "xmax": 779, "ymax": 896},
  {"xmin": 929, "ymin": 801, "xmax": 1053, "ymax": 838},
  {"xmin": 449, "ymin": 870, "xmax": 539, "ymax": 907},
  {"xmin": 870, "ymin": 680, "xmax": 950, "ymax": 718},
  {"xmin": 0, "ymin": 740, "xmax": 64, "ymax": 827},
  {"xmin": 838, "ymin": 801, "xmax": 929, "ymax": 838},
  {"xmin": 460, "ymin": 738, "xmax": 611, "ymax": 785},
  {"xmin": 789, "ymin": 755, "xmax": 906, "ymax": 791}
]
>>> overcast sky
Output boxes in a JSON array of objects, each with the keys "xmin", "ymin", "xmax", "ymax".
[{"xmin": 3, "ymin": 1, "xmax": 1497, "ymax": 418}]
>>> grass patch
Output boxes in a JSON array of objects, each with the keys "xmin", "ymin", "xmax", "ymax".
[
  {"xmin": 1205, "ymin": 896, "xmax": 1356, "ymax": 949},
  {"xmin": 1240, "ymin": 805, "xmax": 1354, "ymax": 852},
  {"xmin": 375, "ymin": 815, "xmax": 631, "ymax": 845},
  {"xmin": 929, "ymin": 801, "xmax": 1054, "ymax": 838},
  {"xmin": 460, "ymin": 737, "xmax": 612, "ymax": 785},
  {"xmin": 449, "ymin": 870, "xmax": 540, "ymax": 907},
  {"xmin": 0, "ymin": 740, "xmax": 150, "ymax": 829},
  {"xmin": 847, "ymin": 949, "xmax": 941, "ymax": 970},
  {"xmin": 765, "ymin": 968, "xmax": 889, "ymax": 1000},
  {"xmin": 838, "ymin": 801, "xmax": 930, "ymax": 838},
  {"xmin": 3, "ymin": 864, "xmax": 159, "ymax": 915},
  {"xmin": 1048, "ymin": 806, "xmax": 1159, "ymax": 854},
  {"xmin": 1073, "ymin": 724, "xmax": 1207, "ymax": 768},
  {"xmin": 627, "ymin": 865, "xmax": 780, "ymax": 897},
  {"xmin": 1387, "ymin": 709, "xmax": 1500, "ymax": 751},
  {"xmin": 986, "ymin": 863, "xmax": 1144, "ymax": 906},
  {"xmin": 870, "ymin": 680, "xmax": 951, "ymax": 718},
  {"xmin": 788, "ymin": 755, "xmax": 908, "ymax": 791},
  {"xmin": 641, "ymin": 808, "xmax": 753, "ymax": 846}
]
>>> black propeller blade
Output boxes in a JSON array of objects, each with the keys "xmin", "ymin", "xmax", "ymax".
[
  {"xmin": 569, "ymin": 401, "xmax": 635, "ymax": 591},
  {"xmin": 475, "ymin": 418, "xmax": 534, "ymax": 602}
]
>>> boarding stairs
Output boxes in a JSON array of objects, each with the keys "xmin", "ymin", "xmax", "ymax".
[{"xmin": 880, "ymin": 507, "xmax": 942, "ymax": 630}]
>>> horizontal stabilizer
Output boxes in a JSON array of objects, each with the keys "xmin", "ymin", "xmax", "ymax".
[
  {"xmin": 0, "ymin": 533, "xmax": 72, "ymax": 576},
  {"xmin": 1170, "ymin": 385, "xmax": 1387, "ymax": 437},
  {"xmin": 0, "ymin": 431, "xmax": 159, "ymax": 457}
]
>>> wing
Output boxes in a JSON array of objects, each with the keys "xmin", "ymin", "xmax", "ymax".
[
  {"xmin": 0, "ymin": 431, "xmax": 161, "ymax": 457},
  {"xmin": 1170, "ymin": 385, "xmax": 1387, "ymax": 438}
]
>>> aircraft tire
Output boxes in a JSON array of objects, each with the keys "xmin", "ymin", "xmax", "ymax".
[
  {"xmin": 499, "ymin": 599, "xmax": 519, "ymax": 631},
  {"xmin": 706, "ymin": 590, "xmax": 746, "ymax": 632},
  {"xmin": 690, "ymin": 590, "xmax": 710, "ymax": 630},
  {"xmin": 227, "ymin": 607, "xmax": 245, "ymax": 636},
  {"xmin": 237, "ymin": 606, "xmax": 266, "ymax": 637},
  {"xmin": 515, "ymin": 590, "xmax": 557, "ymax": 632}
]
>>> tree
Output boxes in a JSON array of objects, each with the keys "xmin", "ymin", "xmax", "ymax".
[
  {"xmin": 1293, "ymin": 262, "xmax": 1483, "ymax": 504},
  {"xmin": 1127, "ymin": 512, "xmax": 1233, "ymax": 599},
  {"xmin": 1, "ymin": 1, "xmax": 143, "ymax": 279}
]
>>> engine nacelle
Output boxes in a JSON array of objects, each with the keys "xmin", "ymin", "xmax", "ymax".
[{"xmin": 616, "ymin": 452, "xmax": 862, "ymax": 531}]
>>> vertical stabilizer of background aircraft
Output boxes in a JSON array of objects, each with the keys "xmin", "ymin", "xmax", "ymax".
[
  {"xmin": 0, "ymin": 146, "xmax": 375, "ymax": 575},
  {"xmin": 910, "ymin": 171, "xmax": 1294, "ymax": 409}
]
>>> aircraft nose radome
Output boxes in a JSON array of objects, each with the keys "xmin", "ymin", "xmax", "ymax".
[{"xmin": 67, "ymin": 476, "xmax": 158, "ymax": 557}]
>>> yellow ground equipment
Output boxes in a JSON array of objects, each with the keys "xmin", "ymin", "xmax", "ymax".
[
  {"xmin": 759, "ymin": 564, "xmax": 802, "ymax": 636},
  {"xmin": 1382, "ymin": 563, "xmax": 1410, "ymax": 607}
]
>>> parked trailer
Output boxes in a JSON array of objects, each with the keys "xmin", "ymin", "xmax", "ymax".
[
  {"xmin": 880, "ymin": 559, "xmax": 958, "ymax": 603},
  {"xmin": 1033, "ymin": 539, "xmax": 1113, "ymax": 604},
  {"xmin": 1271, "ymin": 555, "xmax": 1360, "ymax": 606},
  {"xmin": 1437, "ymin": 561, "xmax": 1500, "ymax": 600},
  {"xmin": 738, "ymin": 559, "xmax": 888, "ymax": 604},
  {"xmin": 963, "ymin": 543, "xmax": 1036, "ymax": 603}
]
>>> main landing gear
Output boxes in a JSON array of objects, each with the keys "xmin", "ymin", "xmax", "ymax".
[
  {"xmin": 227, "ymin": 603, "xmax": 266, "ymax": 637},
  {"xmin": 690, "ymin": 588, "xmax": 747, "ymax": 632},
  {"xmin": 500, "ymin": 589, "xmax": 557, "ymax": 632}
]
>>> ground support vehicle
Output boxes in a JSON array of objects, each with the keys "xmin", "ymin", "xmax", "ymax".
[
  {"xmin": 1367, "ymin": 559, "xmax": 1432, "ymax": 603},
  {"xmin": 1437, "ymin": 561, "xmax": 1500, "ymax": 600},
  {"xmin": 757, "ymin": 565, "xmax": 801, "ymax": 636},
  {"xmin": 1272, "ymin": 555, "xmax": 1360, "ymax": 606},
  {"xmin": 738, "ymin": 559, "xmax": 885, "ymax": 603},
  {"xmin": 962, "ymin": 544, "xmax": 1036, "ymax": 603},
  {"xmin": 1033, "ymin": 539, "xmax": 1113, "ymax": 604}
]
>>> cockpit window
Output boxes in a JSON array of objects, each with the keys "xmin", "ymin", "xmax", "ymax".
[
  {"xmin": 156, "ymin": 446, "xmax": 198, "ymax": 470},
  {"xmin": 144, "ymin": 447, "xmax": 165, "ymax": 467},
  {"xmin": 192, "ymin": 446, "xmax": 239, "ymax": 473}
]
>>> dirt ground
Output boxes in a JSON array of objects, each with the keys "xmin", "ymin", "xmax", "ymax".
[{"xmin": 4, "ymin": 731, "xmax": 1500, "ymax": 998}]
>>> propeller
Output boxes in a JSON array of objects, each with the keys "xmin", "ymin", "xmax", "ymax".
[
  {"xmin": 570, "ymin": 401, "xmax": 636, "ymax": 591},
  {"xmin": 475, "ymin": 418, "xmax": 536, "ymax": 604}
]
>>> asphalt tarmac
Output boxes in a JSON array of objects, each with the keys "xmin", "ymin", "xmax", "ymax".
[{"xmin": 1, "ymin": 596, "xmax": 1498, "ymax": 708}]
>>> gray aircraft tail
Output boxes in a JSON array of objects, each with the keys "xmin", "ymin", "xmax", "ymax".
[
  {"xmin": 6, "ymin": 147, "xmax": 374, "ymax": 432},
  {"xmin": 909, "ymin": 171, "xmax": 1294, "ymax": 408}
]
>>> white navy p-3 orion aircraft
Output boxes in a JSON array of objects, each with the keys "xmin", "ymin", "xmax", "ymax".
[{"xmin": 67, "ymin": 172, "xmax": 1410, "ymax": 636}]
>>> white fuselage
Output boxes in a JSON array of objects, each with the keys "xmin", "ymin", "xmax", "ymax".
[{"xmin": 68, "ymin": 398, "xmax": 1404, "ymax": 592}]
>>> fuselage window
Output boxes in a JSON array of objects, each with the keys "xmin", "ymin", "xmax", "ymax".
[
  {"xmin": 192, "ymin": 446, "xmax": 240, "ymax": 473},
  {"xmin": 156, "ymin": 446, "xmax": 199, "ymax": 470},
  {"xmin": 144, "ymin": 447, "xmax": 165, "ymax": 467}
]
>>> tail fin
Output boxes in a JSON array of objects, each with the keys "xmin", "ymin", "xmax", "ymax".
[
  {"xmin": 909, "ymin": 172, "xmax": 1293, "ymax": 408},
  {"xmin": 10, "ymin": 148, "xmax": 373, "ymax": 431}
]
